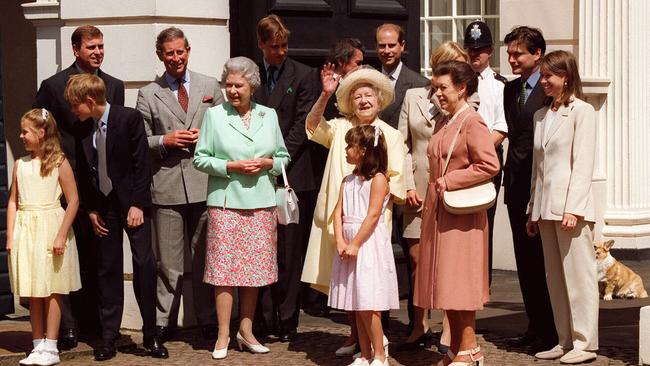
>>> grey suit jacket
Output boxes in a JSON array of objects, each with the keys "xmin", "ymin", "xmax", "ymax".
[
  {"xmin": 398, "ymin": 86, "xmax": 446, "ymax": 214},
  {"xmin": 379, "ymin": 64, "xmax": 430, "ymax": 129},
  {"xmin": 136, "ymin": 70, "xmax": 225, "ymax": 205}
]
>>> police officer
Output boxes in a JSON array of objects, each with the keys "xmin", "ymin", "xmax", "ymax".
[{"xmin": 464, "ymin": 20, "xmax": 508, "ymax": 286}]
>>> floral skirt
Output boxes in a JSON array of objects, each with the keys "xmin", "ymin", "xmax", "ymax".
[{"xmin": 203, "ymin": 206, "xmax": 278, "ymax": 287}]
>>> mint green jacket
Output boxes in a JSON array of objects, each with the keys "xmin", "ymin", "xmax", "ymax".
[{"xmin": 193, "ymin": 102, "xmax": 290, "ymax": 209}]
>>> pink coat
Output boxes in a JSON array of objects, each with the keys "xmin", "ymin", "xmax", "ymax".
[{"xmin": 414, "ymin": 107, "xmax": 499, "ymax": 311}]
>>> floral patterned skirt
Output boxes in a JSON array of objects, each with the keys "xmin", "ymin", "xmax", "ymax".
[{"xmin": 204, "ymin": 206, "xmax": 278, "ymax": 287}]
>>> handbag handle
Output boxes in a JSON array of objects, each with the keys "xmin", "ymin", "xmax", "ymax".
[
  {"xmin": 280, "ymin": 161, "xmax": 290, "ymax": 188},
  {"xmin": 441, "ymin": 112, "xmax": 471, "ymax": 177}
]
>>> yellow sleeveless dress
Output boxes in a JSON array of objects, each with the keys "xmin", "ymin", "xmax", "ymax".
[{"xmin": 8, "ymin": 156, "xmax": 81, "ymax": 297}]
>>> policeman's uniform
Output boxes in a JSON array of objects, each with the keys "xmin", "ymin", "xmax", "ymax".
[{"xmin": 464, "ymin": 20, "xmax": 507, "ymax": 286}]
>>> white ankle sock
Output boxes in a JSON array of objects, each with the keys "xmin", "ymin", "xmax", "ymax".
[
  {"xmin": 32, "ymin": 338, "xmax": 44, "ymax": 350},
  {"xmin": 44, "ymin": 338, "xmax": 58, "ymax": 352}
]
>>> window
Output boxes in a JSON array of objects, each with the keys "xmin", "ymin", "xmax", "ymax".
[{"xmin": 420, "ymin": 0, "xmax": 499, "ymax": 76}]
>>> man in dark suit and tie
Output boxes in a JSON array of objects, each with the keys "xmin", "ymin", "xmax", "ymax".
[
  {"xmin": 136, "ymin": 27, "xmax": 223, "ymax": 342},
  {"xmin": 252, "ymin": 14, "xmax": 320, "ymax": 342},
  {"xmin": 32, "ymin": 25, "xmax": 124, "ymax": 348},
  {"xmin": 376, "ymin": 23, "xmax": 428, "ymax": 331},
  {"xmin": 64, "ymin": 74, "xmax": 168, "ymax": 361},
  {"xmin": 502, "ymin": 26, "xmax": 558, "ymax": 352},
  {"xmin": 376, "ymin": 23, "xmax": 429, "ymax": 129}
]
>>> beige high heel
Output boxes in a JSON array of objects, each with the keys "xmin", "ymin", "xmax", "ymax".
[{"xmin": 449, "ymin": 346, "xmax": 483, "ymax": 366}]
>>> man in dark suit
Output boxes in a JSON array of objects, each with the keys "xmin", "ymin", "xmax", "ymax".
[
  {"xmin": 252, "ymin": 14, "xmax": 320, "ymax": 342},
  {"xmin": 64, "ymin": 74, "xmax": 167, "ymax": 361},
  {"xmin": 32, "ymin": 25, "xmax": 124, "ymax": 348},
  {"xmin": 376, "ymin": 22, "xmax": 428, "ymax": 331},
  {"xmin": 376, "ymin": 23, "xmax": 429, "ymax": 129},
  {"xmin": 502, "ymin": 26, "xmax": 558, "ymax": 352}
]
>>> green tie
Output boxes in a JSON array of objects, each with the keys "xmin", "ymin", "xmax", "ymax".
[{"xmin": 519, "ymin": 81, "xmax": 527, "ymax": 109}]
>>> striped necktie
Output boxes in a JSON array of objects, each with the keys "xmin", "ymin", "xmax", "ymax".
[{"xmin": 519, "ymin": 80, "xmax": 527, "ymax": 109}]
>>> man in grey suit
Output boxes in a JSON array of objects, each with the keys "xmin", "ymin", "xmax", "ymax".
[
  {"xmin": 376, "ymin": 23, "xmax": 429, "ymax": 129},
  {"xmin": 136, "ymin": 27, "xmax": 224, "ymax": 341}
]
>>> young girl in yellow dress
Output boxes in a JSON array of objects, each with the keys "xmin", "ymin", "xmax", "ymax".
[{"xmin": 7, "ymin": 109, "xmax": 81, "ymax": 366}]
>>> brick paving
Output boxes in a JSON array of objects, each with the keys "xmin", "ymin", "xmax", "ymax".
[{"xmin": 1, "ymin": 268, "xmax": 648, "ymax": 365}]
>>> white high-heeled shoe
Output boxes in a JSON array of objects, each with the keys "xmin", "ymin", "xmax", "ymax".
[
  {"xmin": 352, "ymin": 335, "xmax": 389, "ymax": 359},
  {"xmin": 448, "ymin": 346, "xmax": 483, "ymax": 366},
  {"xmin": 336, "ymin": 342, "xmax": 358, "ymax": 357},
  {"xmin": 211, "ymin": 337, "xmax": 229, "ymax": 359},
  {"xmin": 236, "ymin": 332, "xmax": 269, "ymax": 354}
]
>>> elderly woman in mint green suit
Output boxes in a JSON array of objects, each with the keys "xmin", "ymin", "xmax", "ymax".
[{"xmin": 193, "ymin": 56, "xmax": 289, "ymax": 360}]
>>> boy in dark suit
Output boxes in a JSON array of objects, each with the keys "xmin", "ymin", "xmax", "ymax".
[{"xmin": 63, "ymin": 74, "xmax": 168, "ymax": 361}]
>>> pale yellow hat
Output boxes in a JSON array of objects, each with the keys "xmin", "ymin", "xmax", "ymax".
[{"xmin": 335, "ymin": 67, "xmax": 394, "ymax": 116}]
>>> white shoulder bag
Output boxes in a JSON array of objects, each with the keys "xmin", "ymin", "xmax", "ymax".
[
  {"xmin": 276, "ymin": 161, "xmax": 300, "ymax": 225},
  {"xmin": 441, "ymin": 115, "xmax": 496, "ymax": 215}
]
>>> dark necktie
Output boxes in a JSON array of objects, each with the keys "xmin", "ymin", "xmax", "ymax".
[
  {"xmin": 177, "ymin": 78, "xmax": 188, "ymax": 113},
  {"xmin": 519, "ymin": 81, "xmax": 527, "ymax": 110},
  {"xmin": 267, "ymin": 65, "xmax": 277, "ymax": 94},
  {"xmin": 96, "ymin": 120, "xmax": 112, "ymax": 196}
]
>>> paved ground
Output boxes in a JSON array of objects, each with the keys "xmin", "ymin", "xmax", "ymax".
[{"xmin": 1, "ymin": 266, "xmax": 649, "ymax": 365}]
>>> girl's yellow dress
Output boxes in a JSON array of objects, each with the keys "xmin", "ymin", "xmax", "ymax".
[{"xmin": 9, "ymin": 156, "xmax": 81, "ymax": 297}]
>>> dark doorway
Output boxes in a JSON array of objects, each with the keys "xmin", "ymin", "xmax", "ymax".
[
  {"xmin": 230, "ymin": 0, "xmax": 422, "ymax": 71},
  {"xmin": 0, "ymin": 46, "xmax": 14, "ymax": 316}
]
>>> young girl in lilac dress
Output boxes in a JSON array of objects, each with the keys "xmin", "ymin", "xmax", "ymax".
[{"xmin": 329, "ymin": 125, "xmax": 399, "ymax": 366}]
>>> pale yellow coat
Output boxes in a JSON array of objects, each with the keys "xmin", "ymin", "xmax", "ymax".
[{"xmin": 300, "ymin": 117, "xmax": 407, "ymax": 293}]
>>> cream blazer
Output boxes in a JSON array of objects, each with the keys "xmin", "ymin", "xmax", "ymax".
[{"xmin": 527, "ymin": 97, "xmax": 596, "ymax": 222}]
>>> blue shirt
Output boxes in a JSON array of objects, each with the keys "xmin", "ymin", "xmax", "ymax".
[
  {"xmin": 164, "ymin": 70, "xmax": 191, "ymax": 100},
  {"xmin": 522, "ymin": 69, "xmax": 541, "ymax": 102}
]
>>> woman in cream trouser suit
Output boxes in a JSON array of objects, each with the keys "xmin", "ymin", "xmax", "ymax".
[{"xmin": 526, "ymin": 50, "xmax": 598, "ymax": 365}]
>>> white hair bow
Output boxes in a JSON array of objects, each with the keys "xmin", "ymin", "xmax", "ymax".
[
  {"xmin": 41, "ymin": 108, "xmax": 49, "ymax": 120},
  {"xmin": 373, "ymin": 125, "xmax": 381, "ymax": 147}
]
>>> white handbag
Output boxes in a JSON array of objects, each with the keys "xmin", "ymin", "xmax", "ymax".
[
  {"xmin": 276, "ymin": 161, "xmax": 300, "ymax": 225},
  {"xmin": 440, "ymin": 115, "xmax": 496, "ymax": 215}
]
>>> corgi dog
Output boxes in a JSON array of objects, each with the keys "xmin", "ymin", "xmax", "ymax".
[{"xmin": 594, "ymin": 240, "xmax": 648, "ymax": 300}]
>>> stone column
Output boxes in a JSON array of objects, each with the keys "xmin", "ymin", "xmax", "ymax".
[
  {"xmin": 23, "ymin": 0, "xmax": 231, "ymax": 328},
  {"xmin": 580, "ymin": 0, "xmax": 650, "ymax": 255}
]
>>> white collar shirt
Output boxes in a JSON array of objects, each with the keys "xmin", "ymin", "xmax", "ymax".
[
  {"xmin": 476, "ymin": 66, "xmax": 508, "ymax": 134},
  {"xmin": 382, "ymin": 61, "xmax": 403, "ymax": 90}
]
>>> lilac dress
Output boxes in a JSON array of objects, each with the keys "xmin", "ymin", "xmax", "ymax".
[{"xmin": 328, "ymin": 174, "xmax": 400, "ymax": 311}]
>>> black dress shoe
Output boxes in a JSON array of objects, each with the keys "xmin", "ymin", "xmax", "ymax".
[
  {"xmin": 59, "ymin": 328, "xmax": 78, "ymax": 349},
  {"xmin": 155, "ymin": 326, "xmax": 174, "ymax": 342},
  {"xmin": 201, "ymin": 325, "xmax": 217, "ymax": 340},
  {"xmin": 144, "ymin": 336, "xmax": 169, "ymax": 359},
  {"xmin": 94, "ymin": 343, "xmax": 116, "ymax": 361},
  {"xmin": 396, "ymin": 329, "xmax": 435, "ymax": 351},
  {"xmin": 506, "ymin": 333, "xmax": 537, "ymax": 348},
  {"xmin": 278, "ymin": 329, "xmax": 297, "ymax": 342}
]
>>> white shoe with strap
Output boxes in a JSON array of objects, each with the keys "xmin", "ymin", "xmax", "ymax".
[{"xmin": 449, "ymin": 346, "xmax": 483, "ymax": 366}]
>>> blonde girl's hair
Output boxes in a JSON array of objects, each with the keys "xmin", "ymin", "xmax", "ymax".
[
  {"xmin": 430, "ymin": 41, "xmax": 469, "ymax": 69},
  {"xmin": 21, "ymin": 109, "xmax": 65, "ymax": 177}
]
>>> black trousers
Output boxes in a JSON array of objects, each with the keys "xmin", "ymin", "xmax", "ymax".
[
  {"xmin": 506, "ymin": 201, "xmax": 558, "ymax": 343},
  {"xmin": 257, "ymin": 190, "xmax": 317, "ymax": 332},
  {"xmin": 486, "ymin": 146, "xmax": 504, "ymax": 287},
  {"xmin": 96, "ymin": 193, "xmax": 157, "ymax": 342}
]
